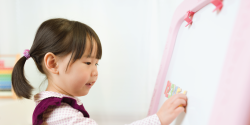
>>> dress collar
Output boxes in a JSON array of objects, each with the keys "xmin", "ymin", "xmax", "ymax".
[{"xmin": 34, "ymin": 91, "xmax": 83, "ymax": 106}]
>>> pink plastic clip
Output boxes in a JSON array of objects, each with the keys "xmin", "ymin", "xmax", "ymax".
[
  {"xmin": 184, "ymin": 10, "xmax": 195, "ymax": 27},
  {"xmin": 211, "ymin": 0, "xmax": 223, "ymax": 12}
]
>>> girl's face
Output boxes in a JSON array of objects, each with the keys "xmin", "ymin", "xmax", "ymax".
[{"xmin": 47, "ymin": 40, "xmax": 99, "ymax": 97}]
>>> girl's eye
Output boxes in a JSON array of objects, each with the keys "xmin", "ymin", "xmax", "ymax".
[
  {"xmin": 85, "ymin": 62, "xmax": 91, "ymax": 65},
  {"xmin": 95, "ymin": 63, "xmax": 99, "ymax": 66}
]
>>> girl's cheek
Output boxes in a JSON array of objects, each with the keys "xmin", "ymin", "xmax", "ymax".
[
  {"xmin": 73, "ymin": 73, "xmax": 89, "ymax": 89},
  {"xmin": 74, "ymin": 67, "xmax": 89, "ymax": 83},
  {"xmin": 69, "ymin": 62, "xmax": 89, "ymax": 83}
]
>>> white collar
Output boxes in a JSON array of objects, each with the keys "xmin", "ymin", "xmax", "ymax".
[{"xmin": 34, "ymin": 91, "xmax": 83, "ymax": 106}]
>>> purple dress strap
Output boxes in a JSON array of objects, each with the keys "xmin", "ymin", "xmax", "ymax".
[{"xmin": 32, "ymin": 97, "xmax": 89, "ymax": 125}]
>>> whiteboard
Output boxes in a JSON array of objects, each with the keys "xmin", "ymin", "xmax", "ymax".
[{"xmin": 156, "ymin": 1, "xmax": 241, "ymax": 125}]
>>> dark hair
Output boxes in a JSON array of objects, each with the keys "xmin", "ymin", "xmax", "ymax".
[{"xmin": 11, "ymin": 18, "xmax": 102, "ymax": 99}]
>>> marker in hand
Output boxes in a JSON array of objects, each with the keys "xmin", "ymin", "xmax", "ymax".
[{"xmin": 179, "ymin": 90, "xmax": 187, "ymax": 107}]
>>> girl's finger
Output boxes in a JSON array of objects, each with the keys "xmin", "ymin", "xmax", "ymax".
[
  {"xmin": 174, "ymin": 106, "xmax": 185, "ymax": 116},
  {"xmin": 169, "ymin": 94, "xmax": 187, "ymax": 105},
  {"xmin": 172, "ymin": 99, "xmax": 187, "ymax": 110}
]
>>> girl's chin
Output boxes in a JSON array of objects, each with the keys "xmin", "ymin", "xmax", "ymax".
[
  {"xmin": 70, "ymin": 90, "xmax": 89, "ymax": 97},
  {"xmin": 79, "ymin": 91, "xmax": 90, "ymax": 96}
]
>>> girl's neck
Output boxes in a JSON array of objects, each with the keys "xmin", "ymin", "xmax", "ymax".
[{"xmin": 46, "ymin": 79, "xmax": 73, "ymax": 97}]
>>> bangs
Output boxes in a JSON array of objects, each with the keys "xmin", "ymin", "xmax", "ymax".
[{"xmin": 65, "ymin": 21, "xmax": 102, "ymax": 69}]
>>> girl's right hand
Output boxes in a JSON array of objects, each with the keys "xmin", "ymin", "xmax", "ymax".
[{"xmin": 156, "ymin": 94, "xmax": 187, "ymax": 125}]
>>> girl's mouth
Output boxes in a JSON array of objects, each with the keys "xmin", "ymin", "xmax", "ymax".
[{"xmin": 85, "ymin": 81, "xmax": 95, "ymax": 88}]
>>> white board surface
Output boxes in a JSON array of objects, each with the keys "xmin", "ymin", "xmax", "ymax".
[{"xmin": 157, "ymin": 1, "xmax": 241, "ymax": 125}]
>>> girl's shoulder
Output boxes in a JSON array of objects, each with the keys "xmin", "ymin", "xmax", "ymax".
[{"xmin": 33, "ymin": 91, "xmax": 90, "ymax": 125}]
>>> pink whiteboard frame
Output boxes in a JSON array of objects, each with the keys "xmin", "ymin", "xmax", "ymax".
[{"xmin": 148, "ymin": 0, "xmax": 250, "ymax": 124}]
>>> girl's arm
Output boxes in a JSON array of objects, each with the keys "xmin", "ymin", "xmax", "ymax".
[
  {"xmin": 125, "ymin": 114, "xmax": 161, "ymax": 125},
  {"xmin": 126, "ymin": 94, "xmax": 187, "ymax": 125}
]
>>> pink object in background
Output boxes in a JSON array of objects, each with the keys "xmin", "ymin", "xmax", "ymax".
[
  {"xmin": 209, "ymin": 0, "xmax": 250, "ymax": 124},
  {"xmin": 0, "ymin": 60, "xmax": 4, "ymax": 68},
  {"xmin": 184, "ymin": 10, "xmax": 195, "ymax": 27},
  {"xmin": 211, "ymin": 0, "xmax": 223, "ymax": 12}
]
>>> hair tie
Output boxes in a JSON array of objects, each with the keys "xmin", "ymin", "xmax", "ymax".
[{"xmin": 23, "ymin": 49, "xmax": 30, "ymax": 59}]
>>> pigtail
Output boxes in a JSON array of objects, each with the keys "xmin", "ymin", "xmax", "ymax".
[{"xmin": 11, "ymin": 56, "xmax": 33, "ymax": 99}]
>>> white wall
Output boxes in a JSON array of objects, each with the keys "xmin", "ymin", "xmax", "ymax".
[
  {"xmin": 0, "ymin": 0, "xmax": 183, "ymax": 124},
  {"xmin": 0, "ymin": 99, "xmax": 35, "ymax": 125}
]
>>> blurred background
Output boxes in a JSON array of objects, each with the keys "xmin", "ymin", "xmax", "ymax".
[{"xmin": 0, "ymin": 0, "xmax": 183, "ymax": 124}]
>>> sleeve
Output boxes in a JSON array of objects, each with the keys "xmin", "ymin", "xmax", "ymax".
[
  {"xmin": 43, "ymin": 103, "xmax": 98, "ymax": 125},
  {"xmin": 67, "ymin": 111, "xmax": 98, "ymax": 125},
  {"xmin": 125, "ymin": 114, "xmax": 161, "ymax": 125}
]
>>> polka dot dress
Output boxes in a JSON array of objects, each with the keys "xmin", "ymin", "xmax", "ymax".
[{"xmin": 34, "ymin": 91, "xmax": 161, "ymax": 125}]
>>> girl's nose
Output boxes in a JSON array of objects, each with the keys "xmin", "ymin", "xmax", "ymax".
[{"xmin": 91, "ymin": 68, "xmax": 98, "ymax": 77}]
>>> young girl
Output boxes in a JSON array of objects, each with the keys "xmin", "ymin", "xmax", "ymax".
[{"xmin": 11, "ymin": 18, "xmax": 187, "ymax": 125}]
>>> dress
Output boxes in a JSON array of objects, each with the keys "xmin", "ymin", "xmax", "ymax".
[{"xmin": 33, "ymin": 91, "xmax": 161, "ymax": 125}]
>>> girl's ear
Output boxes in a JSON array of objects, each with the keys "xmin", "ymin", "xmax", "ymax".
[{"xmin": 44, "ymin": 52, "xmax": 59, "ymax": 74}]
